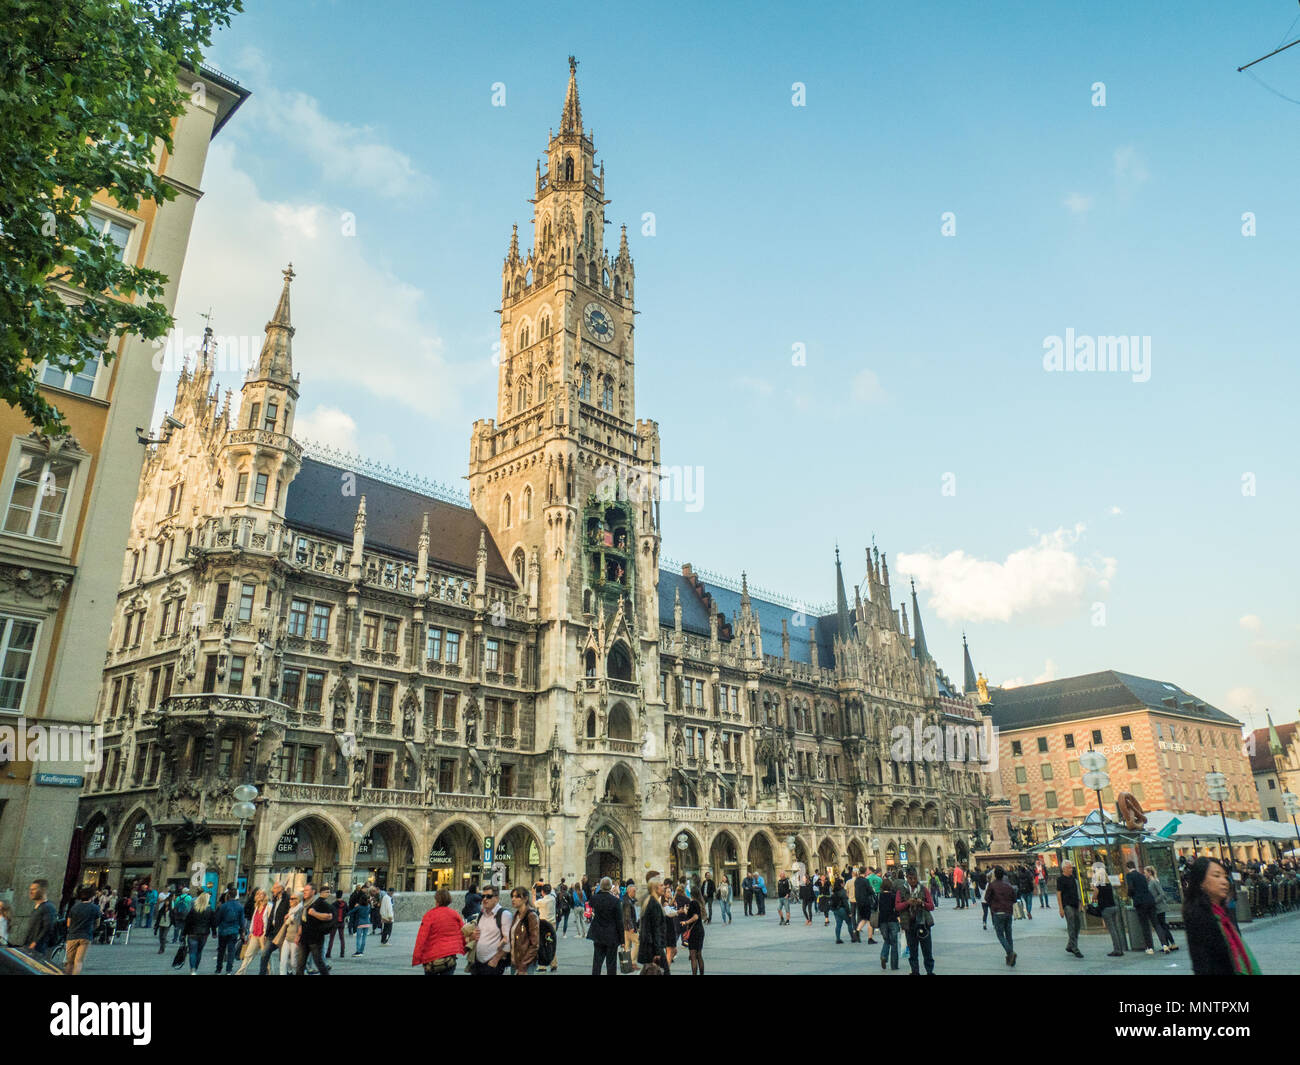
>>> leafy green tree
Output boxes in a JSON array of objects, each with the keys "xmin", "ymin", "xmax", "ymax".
[{"xmin": 0, "ymin": 0, "xmax": 242, "ymax": 434}]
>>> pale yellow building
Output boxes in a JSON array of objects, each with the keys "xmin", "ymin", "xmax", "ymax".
[{"xmin": 0, "ymin": 67, "xmax": 247, "ymax": 901}]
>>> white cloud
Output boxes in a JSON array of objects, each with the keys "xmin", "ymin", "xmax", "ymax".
[
  {"xmin": 1239, "ymin": 614, "xmax": 1263, "ymax": 633},
  {"xmin": 1063, "ymin": 193, "xmax": 1093, "ymax": 214},
  {"xmin": 156, "ymin": 143, "xmax": 484, "ymax": 428},
  {"xmin": 850, "ymin": 368, "xmax": 887, "ymax": 404},
  {"xmin": 1000, "ymin": 660, "xmax": 1058, "ymax": 689},
  {"xmin": 253, "ymin": 87, "xmax": 433, "ymax": 202},
  {"xmin": 294, "ymin": 405, "xmax": 359, "ymax": 452},
  {"xmin": 1107, "ymin": 505, "xmax": 1122, "ymax": 516},
  {"xmin": 1225, "ymin": 686, "xmax": 1264, "ymax": 717},
  {"xmin": 896, "ymin": 524, "xmax": 1116, "ymax": 623}
]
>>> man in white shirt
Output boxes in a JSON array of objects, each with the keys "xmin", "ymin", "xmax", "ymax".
[
  {"xmin": 472, "ymin": 886, "xmax": 513, "ymax": 975},
  {"xmin": 378, "ymin": 888, "xmax": 395, "ymax": 944},
  {"xmin": 535, "ymin": 883, "xmax": 558, "ymax": 972}
]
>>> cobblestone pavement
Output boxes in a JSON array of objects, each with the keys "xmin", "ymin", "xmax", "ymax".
[{"xmin": 75, "ymin": 898, "xmax": 1300, "ymax": 976}]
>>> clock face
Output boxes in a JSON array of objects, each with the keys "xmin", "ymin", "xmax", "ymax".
[{"xmin": 583, "ymin": 302, "xmax": 615, "ymax": 343}]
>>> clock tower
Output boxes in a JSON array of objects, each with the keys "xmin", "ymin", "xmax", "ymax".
[{"xmin": 468, "ymin": 59, "xmax": 666, "ymax": 863}]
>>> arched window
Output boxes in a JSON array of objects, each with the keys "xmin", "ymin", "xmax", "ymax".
[
  {"xmin": 584, "ymin": 213, "xmax": 594, "ymax": 245},
  {"xmin": 515, "ymin": 381, "xmax": 528, "ymax": 413},
  {"xmin": 579, "ymin": 368, "xmax": 592, "ymax": 402},
  {"xmin": 537, "ymin": 373, "xmax": 548, "ymax": 402},
  {"xmin": 501, "ymin": 494, "xmax": 512, "ymax": 529},
  {"xmin": 540, "ymin": 314, "xmax": 550, "ymax": 337},
  {"xmin": 565, "ymin": 155, "xmax": 575, "ymax": 181},
  {"xmin": 600, "ymin": 378, "xmax": 614, "ymax": 411},
  {"xmin": 602, "ymin": 268, "xmax": 610, "ymax": 288},
  {"xmin": 585, "ymin": 709, "xmax": 596, "ymax": 737},
  {"xmin": 608, "ymin": 703, "xmax": 633, "ymax": 740},
  {"xmin": 584, "ymin": 649, "xmax": 597, "ymax": 677},
  {"xmin": 519, "ymin": 325, "xmax": 530, "ymax": 350},
  {"xmin": 606, "ymin": 643, "xmax": 632, "ymax": 681},
  {"xmin": 522, "ymin": 486, "xmax": 532, "ymax": 520},
  {"xmin": 512, "ymin": 548, "xmax": 526, "ymax": 583}
]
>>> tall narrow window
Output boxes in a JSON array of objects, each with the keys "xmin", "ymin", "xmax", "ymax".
[
  {"xmin": 237, "ymin": 582, "xmax": 256, "ymax": 622},
  {"xmin": 253, "ymin": 473, "xmax": 269, "ymax": 505},
  {"xmin": 247, "ymin": 402, "xmax": 261, "ymax": 430},
  {"xmin": 0, "ymin": 614, "xmax": 39, "ymax": 712},
  {"xmin": 4, "ymin": 454, "xmax": 74, "ymax": 541},
  {"xmin": 264, "ymin": 400, "xmax": 279, "ymax": 431}
]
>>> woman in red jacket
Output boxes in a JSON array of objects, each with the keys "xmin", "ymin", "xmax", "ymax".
[{"xmin": 412, "ymin": 889, "xmax": 467, "ymax": 975}]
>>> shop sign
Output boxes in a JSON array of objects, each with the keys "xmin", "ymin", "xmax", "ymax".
[
  {"xmin": 1157, "ymin": 741, "xmax": 1188, "ymax": 753},
  {"xmin": 86, "ymin": 824, "xmax": 108, "ymax": 858},
  {"xmin": 428, "ymin": 844, "xmax": 451, "ymax": 865},
  {"xmin": 129, "ymin": 819, "xmax": 150, "ymax": 852},
  {"xmin": 482, "ymin": 835, "xmax": 494, "ymax": 865},
  {"xmin": 276, "ymin": 826, "xmax": 299, "ymax": 855},
  {"xmin": 528, "ymin": 840, "xmax": 540, "ymax": 866}
]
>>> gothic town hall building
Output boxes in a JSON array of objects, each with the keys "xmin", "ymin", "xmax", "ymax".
[{"xmin": 75, "ymin": 62, "xmax": 992, "ymax": 898}]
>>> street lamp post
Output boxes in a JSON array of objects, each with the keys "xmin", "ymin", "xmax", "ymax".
[
  {"xmin": 229, "ymin": 783, "xmax": 258, "ymax": 894},
  {"xmin": 545, "ymin": 828, "xmax": 556, "ymax": 884},
  {"xmin": 1079, "ymin": 746, "xmax": 1125, "ymax": 947},
  {"xmin": 1205, "ymin": 769, "xmax": 1236, "ymax": 898},
  {"xmin": 349, "ymin": 818, "xmax": 365, "ymax": 889}
]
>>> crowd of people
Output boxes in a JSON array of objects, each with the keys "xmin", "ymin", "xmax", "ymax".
[{"xmin": 7, "ymin": 851, "xmax": 1293, "ymax": 977}]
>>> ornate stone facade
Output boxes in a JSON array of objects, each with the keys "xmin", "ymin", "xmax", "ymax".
[{"xmin": 76, "ymin": 61, "xmax": 991, "ymax": 897}]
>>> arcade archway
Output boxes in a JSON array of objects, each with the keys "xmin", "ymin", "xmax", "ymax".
[
  {"xmin": 269, "ymin": 814, "xmax": 343, "ymax": 893},
  {"xmin": 846, "ymin": 837, "xmax": 865, "ymax": 870},
  {"xmin": 709, "ymin": 830, "xmax": 741, "ymax": 894},
  {"xmin": 669, "ymin": 828, "xmax": 702, "ymax": 888},
  {"xmin": 586, "ymin": 823, "xmax": 624, "ymax": 882},
  {"xmin": 427, "ymin": 821, "xmax": 480, "ymax": 891},
  {"xmin": 747, "ymin": 831, "xmax": 776, "ymax": 888},
  {"xmin": 817, "ymin": 837, "xmax": 838, "ymax": 877},
  {"xmin": 356, "ymin": 817, "xmax": 417, "ymax": 891},
  {"xmin": 498, "ymin": 824, "xmax": 543, "ymax": 887}
]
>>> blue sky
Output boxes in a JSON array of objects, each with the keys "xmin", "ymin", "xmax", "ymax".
[{"xmin": 156, "ymin": 0, "xmax": 1300, "ymax": 731}]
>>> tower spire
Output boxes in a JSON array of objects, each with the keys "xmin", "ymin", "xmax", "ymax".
[
  {"xmin": 253, "ymin": 263, "xmax": 296, "ymax": 383},
  {"xmin": 962, "ymin": 632, "xmax": 978, "ymax": 695},
  {"xmin": 561, "ymin": 55, "xmax": 582, "ymax": 133},
  {"xmin": 834, "ymin": 546, "xmax": 851, "ymax": 641},
  {"xmin": 910, "ymin": 578, "xmax": 930, "ymax": 662}
]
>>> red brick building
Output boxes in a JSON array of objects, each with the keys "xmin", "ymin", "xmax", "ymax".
[{"xmin": 988, "ymin": 671, "xmax": 1258, "ymax": 843}]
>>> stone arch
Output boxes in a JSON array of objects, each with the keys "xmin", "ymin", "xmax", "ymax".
[
  {"xmin": 496, "ymin": 820, "xmax": 544, "ymax": 886},
  {"xmin": 600, "ymin": 761, "xmax": 637, "ymax": 804},
  {"xmin": 355, "ymin": 814, "xmax": 420, "ymax": 891},
  {"xmin": 521, "ymin": 483, "xmax": 533, "ymax": 521},
  {"xmin": 708, "ymin": 829, "xmax": 742, "ymax": 894},
  {"xmin": 584, "ymin": 708, "xmax": 597, "ymax": 738},
  {"xmin": 668, "ymin": 825, "xmax": 704, "ymax": 886},
  {"xmin": 846, "ymin": 837, "xmax": 866, "ymax": 868},
  {"xmin": 817, "ymin": 836, "xmax": 838, "ymax": 874},
  {"xmin": 264, "ymin": 810, "xmax": 346, "ymax": 890},
  {"xmin": 606, "ymin": 640, "xmax": 632, "ymax": 681},
  {"xmin": 426, "ymin": 818, "xmax": 483, "ymax": 892},
  {"xmin": 586, "ymin": 813, "xmax": 633, "ymax": 883},
  {"xmin": 919, "ymin": 841, "xmax": 934, "ymax": 873},
  {"xmin": 511, "ymin": 547, "xmax": 526, "ymax": 584},
  {"xmin": 111, "ymin": 803, "xmax": 156, "ymax": 859},
  {"xmin": 746, "ymin": 828, "xmax": 778, "ymax": 887},
  {"xmin": 607, "ymin": 701, "xmax": 633, "ymax": 740}
]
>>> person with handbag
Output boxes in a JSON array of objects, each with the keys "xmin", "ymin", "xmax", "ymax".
[
  {"xmin": 1144, "ymin": 866, "xmax": 1178, "ymax": 953},
  {"xmin": 235, "ymin": 888, "xmax": 272, "ymax": 974},
  {"xmin": 412, "ymin": 889, "xmax": 466, "ymax": 975},
  {"xmin": 1056, "ymin": 860, "xmax": 1084, "ymax": 958},
  {"xmin": 260, "ymin": 883, "xmax": 291, "ymax": 974},
  {"xmin": 273, "ymin": 891, "xmax": 304, "ymax": 975},
  {"xmin": 1088, "ymin": 863, "xmax": 1126, "ymax": 957},
  {"xmin": 509, "ymin": 887, "xmax": 540, "ymax": 974},
  {"xmin": 895, "ymin": 868, "xmax": 936, "ymax": 975},
  {"xmin": 717, "ymin": 875, "xmax": 732, "ymax": 925}
]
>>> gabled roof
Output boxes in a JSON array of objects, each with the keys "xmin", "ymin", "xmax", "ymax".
[
  {"xmin": 1250, "ymin": 720, "xmax": 1297, "ymax": 774},
  {"xmin": 285, "ymin": 457, "xmax": 514, "ymax": 583},
  {"xmin": 988, "ymin": 670, "xmax": 1241, "ymax": 732}
]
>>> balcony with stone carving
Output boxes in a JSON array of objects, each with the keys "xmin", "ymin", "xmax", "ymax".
[{"xmin": 156, "ymin": 693, "xmax": 293, "ymax": 728}]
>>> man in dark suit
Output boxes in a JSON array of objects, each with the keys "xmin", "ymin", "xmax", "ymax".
[
  {"xmin": 742, "ymin": 874, "xmax": 754, "ymax": 916},
  {"xmin": 1125, "ymin": 860, "xmax": 1157, "ymax": 953},
  {"xmin": 701, "ymin": 873, "xmax": 715, "ymax": 923},
  {"xmin": 587, "ymin": 876, "xmax": 622, "ymax": 976}
]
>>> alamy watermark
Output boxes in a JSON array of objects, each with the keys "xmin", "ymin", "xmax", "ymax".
[
  {"xmin": 889, "ymin": 714, "xmax": 999, "ymax": 773},
  {"xmin": 1042, "ymin": 329, "xmax": 1151, "ymax": 383},
  {"xmin": 593, "ymin": 457, "xmax": 704, "ymax": 513},
  {"xmin": 0, "ymin": 719, "xmax": 103, "ymax": 772}
]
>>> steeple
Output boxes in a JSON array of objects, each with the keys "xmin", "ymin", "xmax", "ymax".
[
  {"xmin": 962, "ymin": 633, "xmax": 978, "ymax": 695},
  {"xmin": 1267, "ymin": 710, "xmax": 1284, "ymax": 755},
  {"xmin": 834, "ymin": 546, "xmax": 851, "ymax": 641},
  {"xmin": 910, "ymin": 579, "xmax": 930, "ymax": 662},
  {"xmin": 252, "ymin": 264, "xmax": 296, "ymax": 385},
  {"xmin": 560, "ymin": 55, "xmax": 582, "ymax": 133}
]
